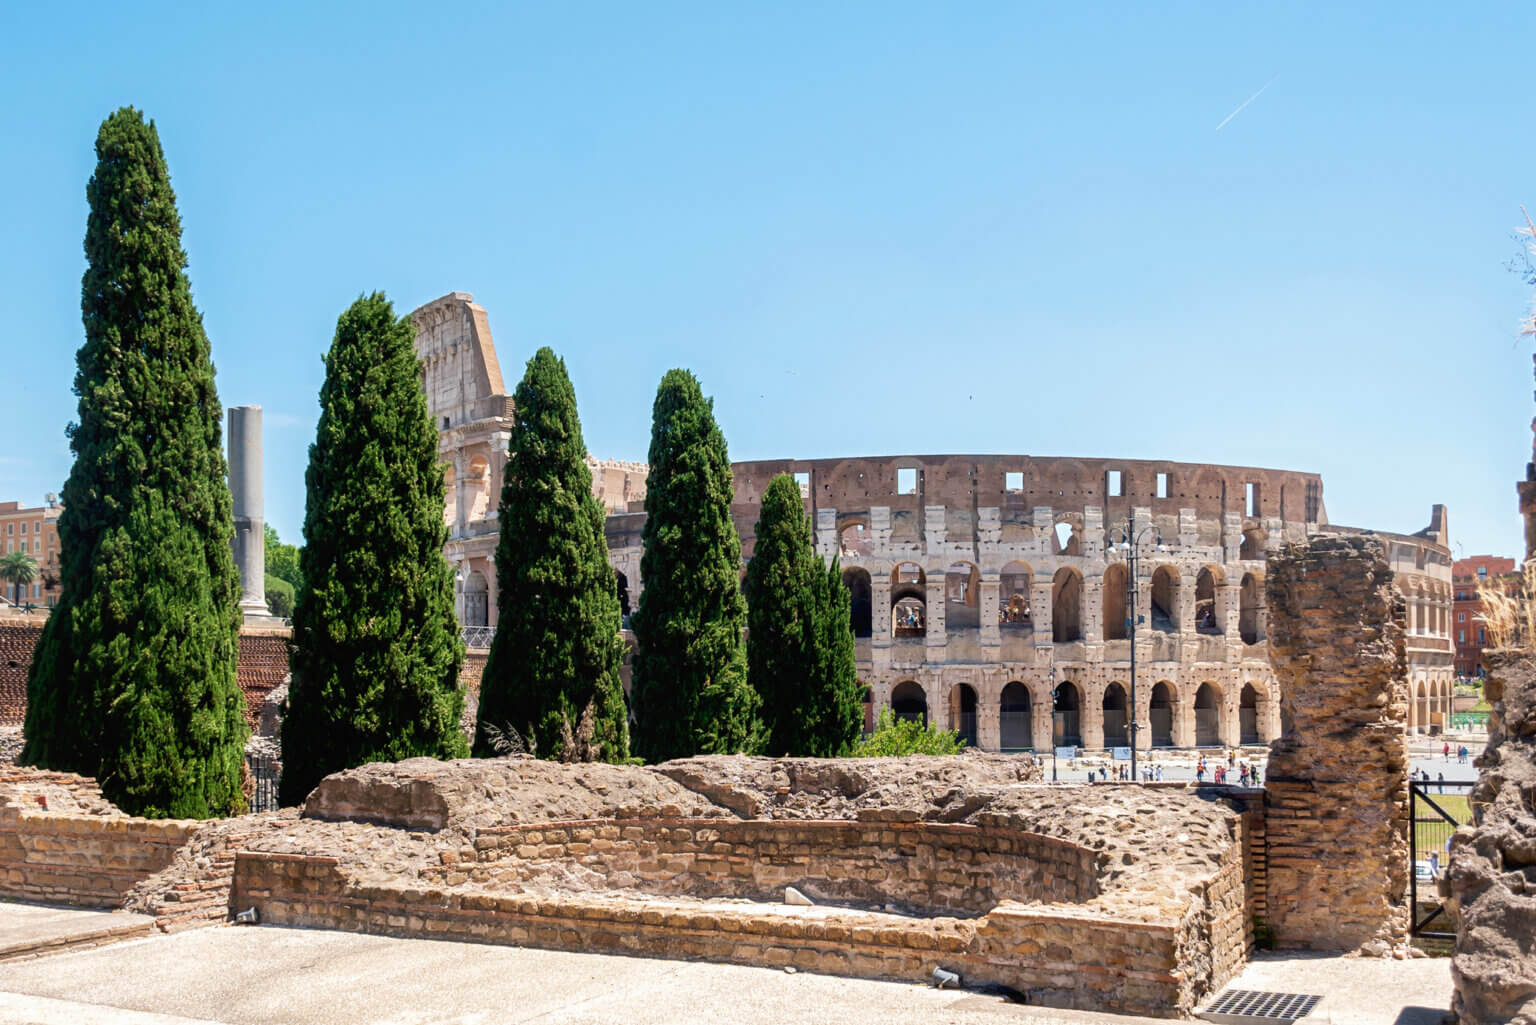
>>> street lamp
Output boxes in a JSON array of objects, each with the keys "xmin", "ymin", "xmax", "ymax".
[{"xmin": 1109, "ymin": 512, "xmax": 1163, "ymax": 785}]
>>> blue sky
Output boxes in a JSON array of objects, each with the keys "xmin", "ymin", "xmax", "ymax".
[{"xmin": 3, "ymin": 2, "xmax": 1533, "ymax": 557}]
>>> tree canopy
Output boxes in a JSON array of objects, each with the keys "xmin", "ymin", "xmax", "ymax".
[
  {"xmin": 22, "ymin": 107, "xmax": 248, "ymax": 818},
  {"xmin": 279, "ymin": 293, "xmax": 467, "ymax": 805}
]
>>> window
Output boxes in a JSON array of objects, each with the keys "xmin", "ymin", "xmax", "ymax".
[
  {"xmin": 32, "ymin": 539, "xmax": 38, "ymax": 553},
  {"xmin": 897, "ymin": 467, "xmax": 918, "ymax": 495},
  {"xmin": 18, "ymin": 521, "xmax": 25, "ymax": 535},
  {"xmin": 1458, "ymin": 630, "xmax": 1465, "ymax": 643},
  {"xmin": 1106, "ymin": 470, "xmax": 1123, "ymax": 497},
  {"xmin": 1245, "ymin": 482, "xmax": 1260, "ymax": 517},
  {"xmin": 32, "ymin": 521, "xmax": 39, "ymax": 534},
  {"xmin": 1477, "ymin": 566, "xmax": 1488, "ymax": 578},
  {"xmin": 1004, "ymin": 471, "xmax": 1024, "ymax": 492},
  {"xmin": 1458, "ymin": 612, "xmax": 1465, "ymax": 622},
  {"xmin": 793, "ymin": 471, "xmax": 810, "ymax": 496},
  {"xmin": 1156, "ymin": 472, "xmax": 1169, "ymax": 498},
  {"xmin": 1479, "ymin": 629, "xmax": 1486, "ymax": 644}
]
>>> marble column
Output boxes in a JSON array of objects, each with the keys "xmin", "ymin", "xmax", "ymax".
[{"xmin": 228, "ymin": 405, "xmax": 273, "ymax": 623}]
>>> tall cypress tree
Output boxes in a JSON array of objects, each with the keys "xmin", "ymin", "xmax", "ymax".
[
  {"xmin": 629, "ymin": 370, "xmax": 761, "ymax": 761},
  {"xmin": 279, "ymin": 294, "xmax": 467, "ymax": 805},
  {"xmin": 474, "ymin": 348, "xmax": 628, "ymax": 762},
  {"xmin": 22, "ymin": 108, "xmax": 248, "ymax": 818},
  {"xmin": 744, "ymin": 475, "xmax": 862, "ymax": 757}
]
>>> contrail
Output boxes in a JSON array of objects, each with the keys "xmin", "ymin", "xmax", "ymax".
[{"xmin": 1215, "ymin": 76, "xmax": 1277, "ymax": 132}]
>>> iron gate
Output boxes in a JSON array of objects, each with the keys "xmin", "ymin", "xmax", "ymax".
[
  {"xmin": 246, "ymin": 753, "xmax": 280, "ymax": 814},
  {"xmin": 1410, "ymin": 778, "xmax": 1475, "ymax": 939}
]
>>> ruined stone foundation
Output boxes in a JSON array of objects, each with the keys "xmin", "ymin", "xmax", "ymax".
[
  {"xmin": 1263, "ymin": 535, "xmax": 1411, "ymax": 953},
  {"xmin": 1449, "ymin": 649, "xmax": 1536, "ymax": 1024}
]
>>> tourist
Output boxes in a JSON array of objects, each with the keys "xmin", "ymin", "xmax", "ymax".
[
  {"xmin": 1251, "ymin": 766, "xmax": 1261, "ymax": 786},
  {"xmin": 1196, "ymin": 762, "xmax": 1205, "ymax": 784},
  {"xmin": 1443, "ymin": 742, "xmax": 1451, "ymax": 760},
  {"xmin": 1437, "ymin": 771, "xmax": 1445, "ymax": 794},
  {"xmin": 1155, "ymin": 765, "xmax": 1164, "ymax": 782}
]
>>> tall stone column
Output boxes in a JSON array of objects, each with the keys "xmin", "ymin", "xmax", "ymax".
[
  {"xmin": 228, "ymin": 406, "xmax": 272, "ymax": 623},
  {"xmin": 1264, "ymin": 535, "xmax": 1408, "ymax": 953}
]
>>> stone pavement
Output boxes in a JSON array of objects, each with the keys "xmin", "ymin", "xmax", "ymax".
[
  {"xmin": 0, "ymin": 902, "xmax": 153, "ymax": 962},
  {"xmin": 0, "ymin": 905, "xmax": 1455, "ymax": 1025}
]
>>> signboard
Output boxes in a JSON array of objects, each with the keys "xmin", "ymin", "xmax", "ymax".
[
  {"xmin": 1054, "ymin": 747, "xmax": 1077, "ymax": 762},
  {"xmin": 1110, "ymin": 746, "xmax": 1132, "ymax": 761}
]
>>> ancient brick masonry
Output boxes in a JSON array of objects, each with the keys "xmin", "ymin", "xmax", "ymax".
[
  {"xmin": 1448, "ymin": 649, "xmax": 1536, "ymax": 1024},
  {"xmin": 1263, "ymin": 535, "xmax": 1410, "ymax": 952}
]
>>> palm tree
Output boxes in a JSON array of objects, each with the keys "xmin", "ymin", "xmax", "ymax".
[{"xmin": 0, "ymin": 551, "xmax": 39, "ymax": 607}]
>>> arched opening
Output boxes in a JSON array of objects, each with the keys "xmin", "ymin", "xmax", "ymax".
[
  {"xmin": 1052, "ymin": 568, "xmax": 1083, "ymax": 642},
  {"xmin": 891, "ymin": 681, "xmax": 927, "ymax": 727},
  {"xmin": 1150, "ymin": 682, "xmax": 1175, "ymax": 747},
  {"xmin": 1000, "ymin": 682, "xmax": 1033, "ymax": 751},
  {"xmin": 1416, "ymin": 681, "xmax": 1429, "ymax": 733},
  {"xmin": 892, "ymin": 563, "xmax": 926, "ymax": 638},
  {"xmin": 1240, "ymin": 684, "xmax": 1260, "ymax": 744},
  {"xmin": 615, "ymin": 570, "xmax": 631, "ymax": 619},
  {"xmin": 1000, "ymin": 561, "xmax": 1032, "ymax": 630},
  {"xmin": 1053, "ymin": 521, "xmax": 1080, "ymax": 556},
  {"xmin": 1102, "ymin": 682, "xmax": 1129, "ymax": 748},
  {"xmin": 839, "ymin": 522, "xmax": 872, "ymax": 558},
  {"xmin": 1239, "ymin": 572, "xmax": 1264, "ymax": 644},
  {"xmin": 862, "ymin": 685, "xmax": 875, "ymax": 734},
  {"xmin": 1054, "ymin": 682, "xmax": 1083, "ymax": 748},
  {"xmin": 954, "ymin": 684, "xmax": 978, "ymax": 748},
  {"xmin": 843, "ymin": 567, "xmax": 873, "ymax": 637},
  {"xmin": 1150, "ymin": 566, "xmax": 1179, "ymax": 632},
  {"xmin": 1240, "ymin": 527, "xmax": 1267, "ymax": 561},
  {"xmin": 945, "ymin": 562, "xmax": 980, "ymax": 631},
  {"xmin": 466, "ymin": 454, "xmax": 492, "ymax": 523},
  {"xmin": 1195, "ymin": 567, "xmax": 1222, "ymax": 634},
  {"xmin": 1102, "ymin": 562, "xmax": 1129, "ymax": 640},
  {"xmin": 463, "ymin": 570, "xmax": 489, "ymax": 628},
  {"xmin": 1195, "ymin": 682, "xmax": 1222, "ymax": 746}
]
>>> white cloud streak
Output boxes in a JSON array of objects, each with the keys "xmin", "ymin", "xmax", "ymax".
[{"xmin": 1216, "ymin": 76, "xmax": 1278, "ymax": 132}]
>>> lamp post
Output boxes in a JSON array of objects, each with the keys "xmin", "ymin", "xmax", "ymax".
[
  {"xmin": 1111, "ymin": 512, "xmax": 1163, "ymax": 785},
  {"xmin": 1048, "ymin": 655, "xmax": 1059, "ymax": 782}
]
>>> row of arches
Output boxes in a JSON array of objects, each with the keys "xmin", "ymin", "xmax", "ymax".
[
  {"xmin": 843, "ymin": 561, "xmax": 1266, "ymax": 645},
  {"xmin": 888, "ymin": 677, "xmax": 1274, "ymax": 751},
  {"xmin": 1409, "ymin": 675, "xmax": 1456, "ymax": 734}
]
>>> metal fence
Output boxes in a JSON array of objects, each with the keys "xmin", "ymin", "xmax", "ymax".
[
  {"xmin": 460, "ymin": 626, "xmax": 495, "ymax": 649},
  {"xmin": 1410, "ymin": 778, "xmax": 1476, "ymax": 939},
  {"xmin": 246, "ymin": 753, "xmax": 280, "ymax": 814}
]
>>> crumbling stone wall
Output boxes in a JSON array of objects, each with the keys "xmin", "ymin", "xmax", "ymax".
[
  {"xmin": 1264, "ymin": 534, "xmax": 1410, "ymax": 952},
  {"xmin": 1449, "ymin": 649, "xmax": 1536, "ymax": 1024}
]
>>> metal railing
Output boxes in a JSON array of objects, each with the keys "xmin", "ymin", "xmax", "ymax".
[{"xmin": 460, "ymin": 626, "xmax": 495, "ymax": 649}]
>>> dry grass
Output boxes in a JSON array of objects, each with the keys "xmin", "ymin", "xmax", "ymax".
[{"xmin": 1476, "ymin": 560, "xmax": 1536, "ymax": 649}]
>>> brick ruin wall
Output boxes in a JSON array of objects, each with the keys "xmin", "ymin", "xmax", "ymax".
[
  {"xmin": 1263, "ymin": 534, "xmax": 1410, "ymax": 953},
  {"xmin": 1448, "ymin": 649, "xmax": 1536, "ymax": 1024}
]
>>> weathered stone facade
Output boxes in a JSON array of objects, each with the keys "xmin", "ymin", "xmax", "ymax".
[
  {"xmin": 1448, "ymin": 649, "xmax": 1536, "ymax": 1023},
  {"xmin": 1264, "ymin": 534, "xmax": 1410, "ymax": 952}
]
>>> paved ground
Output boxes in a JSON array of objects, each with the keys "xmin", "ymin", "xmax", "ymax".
[
  {"xmin": 0, "ymin": 906, "xmax": 1456, "ymax": 1025},
  {"xmin": 0, "ymin": 903, "xmax": 153, "ymax": 962}
]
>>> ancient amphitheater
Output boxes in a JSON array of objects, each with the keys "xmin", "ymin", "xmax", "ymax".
[{"xmin": 413, "ymin": 291, "xmax": 1458, "ymax": 752}]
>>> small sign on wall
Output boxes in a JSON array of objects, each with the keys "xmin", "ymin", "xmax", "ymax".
[
  {"xmin": 1111, "ymin": 746, "xmax": 1132, "ymax": 761},
  {"xmin": 1055, "ymin": 747, "xmax": 1077, "ymax": 761}
]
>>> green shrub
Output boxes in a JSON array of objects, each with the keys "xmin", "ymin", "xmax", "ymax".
[
  {"xmin": 850, "ymin": 709, "xmax": 965, "ymax": 757},
  {"xmin": 264, "ymin": 574, "xmax": 294, "ymax": 618}
]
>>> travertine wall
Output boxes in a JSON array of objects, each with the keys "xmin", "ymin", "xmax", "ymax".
[
  {"xmin": 1264, "ymin": 535, "xmax": 1410, "ymax": 952},
  {"xmin": 1448, "ymin": 649, "xmax": 1536, "ymax": 1024}
]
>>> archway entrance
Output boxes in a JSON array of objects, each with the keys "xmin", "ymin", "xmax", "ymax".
[
  {"xmin": 892, "ymin": 681, "xmax": 927, "ymax": 727},
  {"xmin": 843, "ymin": 567, "xmax": 872, "ymax": 637},
  {"xmin": 1240, "ymin": 684, "xmax": 1260, "ymax": 744},
  {"xmin": 1150, "ymin": 682, "xmax": 1175, "ymax": 747},
  {"xmin": 1195, "ymin": 683, "xmax": 1222, "ymax": 746},
  {"xmin": 1054, "ymin": 682, "xmax": 1082, "ymax": 748},
  {"xmin": 954, "ymin": 684, "xmax": 978, "ymax": 748},
  {"xmin": 1102, "ymin": 683, "xmax": 1129, "ymax": 748},
  {"xmin": 1000, "ymin": 682, "xmax": 1033, "ymax": 751}
]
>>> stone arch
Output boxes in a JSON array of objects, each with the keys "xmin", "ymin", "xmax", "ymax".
[
  {"xmin": 1239, "ymin": 572, "xmax": 1264, "ymax": 644},
  {"xmin": 615, "ymin": 570, "xmax": 631, "ymax": 618},
  {"xmin": 945, "ymin": 561, "xmax": 981, "ymax": 631},
  {"xmin": 1102, "ymin": 682, "xmax": 1129, "ymax": 748},
  {"xmin": 1054, "ymin": 680, "xmax": 1083, "ymax": 748},
  {"xmin": 1102, "ymin": 562, "xmax": 1129, "ymax": 641},
  {"xmin": 839, "ymin": 520, "xmax": 872, "ymax": 558},
  {"xmin": 842, "ymin": 567, "xmax": 873, "ymax": 637},
  {"xmin": 999, "ymin": 681, "xmax": 1033, "ymax": 751},
  {"xmin": 1240, "ymin": 683, "xmax": 1261, "ymax": 744},
  {"xmin": 1052, "ymin": 568, "xmax": 1083, "ymax": 642},
  {"xmin": 466, "ymin": 453, "xmax": 492, "ymax": 523},
  {"xmin": 951, "ymin": 683, "xmax": 979, "ymax": 748},
  {"xmin": 1149, "ymin": 681, "xmax": 1177, "ymax": 748},
  {"xmin": 892, "ymin": 563, "xmax": 926, "ymax": 637},
  {"xmin": 463, "ymin": 569, "xmax": 489, "ymax": 628},
  {"xmin": 1194, "ymin": 681, "xmax": 1223, "ymax": 746},
  {"xmin": 1150, "ymin": 565, "xmax": 1180, "ymax": 632},
  {"xmin": 891, "ymin": 681, "xmax": 927, "ymax": 726},
  {"xmin": 1195, "ymin": 566, "xmax": 1224, "ymax": 634},
  {"xmin": 1000, "ymin": 561, "xmax": 1032, "ymax": 628}
]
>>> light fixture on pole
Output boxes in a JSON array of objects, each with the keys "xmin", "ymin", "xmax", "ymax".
[{"xmin": 1111, "ymin": 512, "xmax": 1163, "ymax": 786}]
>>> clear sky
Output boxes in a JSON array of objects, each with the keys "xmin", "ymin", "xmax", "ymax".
[{"xmin": 3, "ymin": 2, "xmax": 1533, "ymax": 558}]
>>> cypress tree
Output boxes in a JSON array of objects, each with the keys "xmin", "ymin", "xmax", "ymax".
[
  {"xmin": 22, "ymin": 108, "xmax": 248, "ymax": 818},
  {"xmin": 279, "ymin": 294, "xmax": 467, "ymax": 805},
  {"xmin": 630, "ymin": 370, "xmax": 762, "ymax": 761},
  {"xmin": 812, "ymin": 555, "xmax": 864, "ymax": 756},
  {"xmin": 744, "ymin": 475, "xmax": 862, "ymax": 757},
  {"xmin": 474, "ymin": 347, "xmax": 628, "ymax": 762}
]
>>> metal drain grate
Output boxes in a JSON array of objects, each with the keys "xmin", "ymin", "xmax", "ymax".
[{"xmin": 1197, "ymin": 989, "xmax": 1322, "ymax": 1025}]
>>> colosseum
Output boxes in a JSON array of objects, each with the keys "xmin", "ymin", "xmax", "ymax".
[{"xmin": 414, "ymin": 291, "xmax": 1458, "ymax": 752}]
